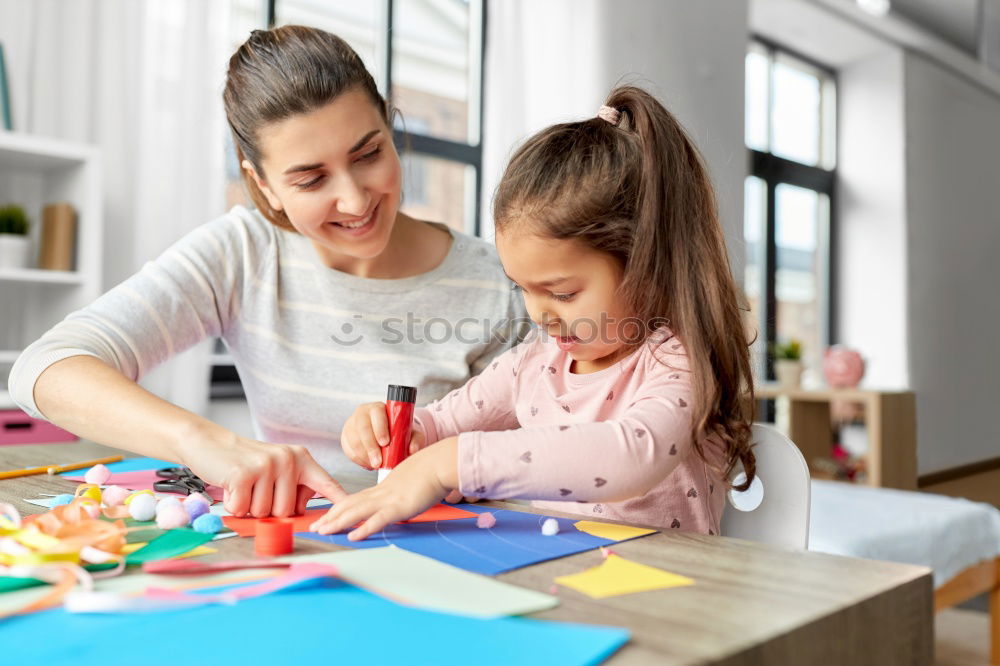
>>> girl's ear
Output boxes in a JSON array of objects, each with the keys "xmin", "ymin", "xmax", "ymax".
[{"xmin": 242, "ymin": 160, "xmax": 284, "ymax": 211}]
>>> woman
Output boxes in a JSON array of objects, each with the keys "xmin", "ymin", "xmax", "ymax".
[{"xmin": 9, "ymin": 26, "xmax": 524, "ymax": 518}]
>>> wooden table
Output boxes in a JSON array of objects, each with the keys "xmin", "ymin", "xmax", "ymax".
[{"xmin": 2, "ymin": 441, "xmax": 934, "ymax": 665}]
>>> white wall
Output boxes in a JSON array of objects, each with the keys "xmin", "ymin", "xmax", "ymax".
[
  {"xmin": 482, "ymin": 0, "xmax": 749, "ymax": 270},
  {"xmin": 903, "ymin": 52, "xmax": 1000, "ymax": 472},
  {"xmin": 837, "ymin": 49, "xmax": 909, "ymax": 389}
]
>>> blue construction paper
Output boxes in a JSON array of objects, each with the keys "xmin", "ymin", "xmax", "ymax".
[
  {"xmin": 2, "ymin": 578, "xmax": 629, "ymax": 666},
  {"xmin": 58, "ymin": 456, "xmax": 174, "ymax": 477},
  {"xmin": 297, "ymin": 506, "xmax": 621, "ymax": 575}
]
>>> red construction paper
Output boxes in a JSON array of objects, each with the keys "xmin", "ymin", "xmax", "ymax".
[{"xmin": 221, "ymin": 503, "xmax": 477, "ymax": 537}]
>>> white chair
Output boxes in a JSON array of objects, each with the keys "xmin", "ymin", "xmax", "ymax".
[{"xmin": 720, "ymin": 423, "xmax": 811, "ymax": 550}]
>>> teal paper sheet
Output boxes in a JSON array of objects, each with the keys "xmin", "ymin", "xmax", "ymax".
[{"xmin": 1, "ymin": 578, "xmax": 629, "ymax": 665}]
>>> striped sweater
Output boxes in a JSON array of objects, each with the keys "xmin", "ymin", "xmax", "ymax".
[{"xmin": 9, "ymin": 206, "xmax": 527, "ymax": 471}]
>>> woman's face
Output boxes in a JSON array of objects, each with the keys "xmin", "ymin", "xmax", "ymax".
[{"xmin": 244, "ymin": 89, "xmax": 402, "ymax": 264}]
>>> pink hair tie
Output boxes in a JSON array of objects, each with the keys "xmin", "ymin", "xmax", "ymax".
[{"xmin": 597, "ymin": 105, "xmax": 621, "ymax": 126}]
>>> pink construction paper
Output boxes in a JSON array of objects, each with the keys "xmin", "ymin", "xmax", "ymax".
[{"xmin": 62, "ymin": 470, "xmax": 225, "ymax": 502}]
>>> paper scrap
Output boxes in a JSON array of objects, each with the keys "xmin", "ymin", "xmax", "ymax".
[
  {"xmin": 124, "ymin": 529, "xmax": 214, "ymax": 565},
  {"xmin": 122, "ymin": 542, "xmax": 216, "ymax": 559},
  {"xmin": 324, "ymin": 546, "xmax": 558, "ymax": 618},
  {"xmin": 224, "ymin": 503, "xmax": 476, "ymax": 537},
  {"xmin": 554, "ymin": 554, "xmax": 694, "ymax": 599},
  {"xmin": 573, "ymin": 520, "xmax": 658, "ymax": 541}
]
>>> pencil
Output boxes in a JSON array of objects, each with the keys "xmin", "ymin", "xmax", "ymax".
[{"xmin": 0, "ymin": 455, "xmax": 124, "ymax": 481}]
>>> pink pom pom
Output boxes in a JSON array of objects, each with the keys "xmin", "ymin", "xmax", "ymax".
[
  {"xmin": 187, "ymin": 491, "xmax": 212, "ymax": 505},
  {"xmin": 476, "ymin": 512, "xmax": 496, "ymax": 529},
  {"xmin": 156, "ymin": 503, "xmax": 191, "ymax": 529},
  {"xmin": 102, "ymin": 486, "xmax": 131, "ymax": 507},
  {"xmin": 84, "ymin": 463, "xmax": 112, "ymax": 486}
]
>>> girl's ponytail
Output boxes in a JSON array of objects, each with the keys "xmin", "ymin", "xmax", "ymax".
[{"xmin": 605, "ymin": 86, "xmax": 755, "ymax": 489}]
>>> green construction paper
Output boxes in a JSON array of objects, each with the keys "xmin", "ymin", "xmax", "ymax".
[
  {"xmin": 124, "ymin": 529, "xmax": 213, "ymax": 565},
  {"xmin": 303, "ymin": 546, "xmax": 558, "ymax": 618},
  {"xmin": 0, "ymin": 562, "xmax": 118, "ymax": 594}
]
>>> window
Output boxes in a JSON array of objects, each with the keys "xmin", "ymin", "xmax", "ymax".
[{"xmin": 744, "ymin": 39, "xmax": 836, "ymax": 385}]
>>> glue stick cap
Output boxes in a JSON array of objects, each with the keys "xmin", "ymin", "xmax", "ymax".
[{"xmin": 386, "ymin": 385, "xmax": 417, "ymax": 403}]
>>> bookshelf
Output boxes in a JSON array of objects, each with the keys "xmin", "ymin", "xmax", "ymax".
[
  {"xmin": 0, "ymin": 132, "xmax": 102, "ymax": 393},
  {"xmin": 756, "ymin": 384, "xmax": 917, "ymax": 490}
]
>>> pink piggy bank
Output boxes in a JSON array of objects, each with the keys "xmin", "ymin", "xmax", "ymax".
[{"xmin": 823, "ymin": 346, "xmax": 865, "ymax": 388}]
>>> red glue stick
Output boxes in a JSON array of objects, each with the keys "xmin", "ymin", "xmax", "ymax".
[{"xmin": 378, "ymin": 384, "xmax": 417, "ymax": 483}]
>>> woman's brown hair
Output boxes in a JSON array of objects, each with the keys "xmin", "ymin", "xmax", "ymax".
[
  {"xmin": 493, "ymin": 86, "xmax": 756, "ymax": 489},
  {"xmin": 223, "ymin": 25, "xmax": 389, "ymax": 230}
]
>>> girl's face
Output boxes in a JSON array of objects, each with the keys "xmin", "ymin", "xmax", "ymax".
[
  {"xmin": 496, "ymin": 229, "xmax": 637, "ymax": 374},
  {"xmin": 244, "ymin": 89, "xmax": 402, "ymax": 265}
]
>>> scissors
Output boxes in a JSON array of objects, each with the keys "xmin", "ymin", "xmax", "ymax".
[{"xmin": 154, "ymin": 467, "xmax": 207, "ymax": 496}]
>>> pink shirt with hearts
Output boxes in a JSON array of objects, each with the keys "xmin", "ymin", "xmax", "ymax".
[{"xmin": 413, "ymin": 328, "xmax": 729, "ymax": 535}]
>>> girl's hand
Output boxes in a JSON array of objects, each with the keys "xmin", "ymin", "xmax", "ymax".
[
  {"xmin": 340, "ymin": 401, "xmax": 426, "ymax": 469},
  {"xmin": 178, "ymin": 432, "xmax": 348, "ymax": 518},
  {"xmin": 310, "ymin": 437, "xmax": 459, "ymax": 540}
]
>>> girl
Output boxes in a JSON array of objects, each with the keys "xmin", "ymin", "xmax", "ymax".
[
  {"xmin": 313, "ymin": 86, "xmax": 756, "ymax": 540},
  {"xmin": 8, "ymin": 26, "xmax": 524, "ymax": 518}
]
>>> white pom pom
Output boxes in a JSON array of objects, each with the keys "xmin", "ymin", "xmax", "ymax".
[
  {"xmin": 541, "ymin": 518, "xmax": 560, "ymax": 536},
  {"xmin": 128, "ymin": 493, "xmax": 157, "ymax": 522},
  {"xmin": 156, "ymin": 504, "xmax": 191, "ymax": 529}
]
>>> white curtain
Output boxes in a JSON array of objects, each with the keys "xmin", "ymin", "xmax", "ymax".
[
  {"xmin": 0, "ymin": 0, "xmax": 233, "ymax": 415},
  {"xmin": 481, "ymin": 0, "xmax": 748, "ymax": 261}
]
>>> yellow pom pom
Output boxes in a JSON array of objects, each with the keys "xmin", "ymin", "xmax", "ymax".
[
  {"xmin": 123, "ymin": 489, "xmax": 154, "ymax": 506},
  {"xmin": 74, "ymin": 484, "xmax": 102, "ymax": 503}
]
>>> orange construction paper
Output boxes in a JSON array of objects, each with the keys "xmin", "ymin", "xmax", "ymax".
[{"xmin": 222, "ymin": 503, "xmax": 477, "ymax": 537}]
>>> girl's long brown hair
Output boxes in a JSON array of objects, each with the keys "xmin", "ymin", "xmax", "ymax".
[
  {"xmin": 223, "ymin": 25, "xmax": 389, "ymax": 230},
  {"xmin": 493, "ymin": 86, "xmax": 756, "ymax": 489}
]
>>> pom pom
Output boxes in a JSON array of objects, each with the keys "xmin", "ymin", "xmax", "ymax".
[
  {"xmin": 124, "ymin": 489, "xmax": 154, "ymax": 505},
  {"xmin": 192, "ymin": 514, "xmax": 223, "ymax": 534},
  {"xmin": 102, "ymin": 486, "xmax": 131, "ymax": 507},
  {"xmin": 183, "ymin": 495, "xmax": 210, "ymax": 521},
  {"xmin": 76, "ymin": 484, "xmax": 102, "ymax": 503},
  {"xmin": 187, "ymin": 491, "xmax": 212, "ymax": 506},
  {"xmin": 541, "ymin": 518, "xmax": 560, "ymax": 536},
  {"xmin": 80, "ymin": 501, "xmax": 101, "ymax": 519},
  {"xmin": 128, "ymin": 493, "xmax": 157, "ymax": 522},
  {"xmin": 475, "ymin": 512, "xmax": 496, "ymax": 529},
  {"xmin": 83, "ymin": 463, "xmax": 112, "ymax": 485},
  {"xmin": 52, "ymin": 493, "xmax": 75, "ymax": 507},
  {"xmin": 155, "ymin": 497, "xmax": 182, "ymax": 518},
  {"xmin": 156, "ymin": 504, "xmax": 190, "ymax": 529}
]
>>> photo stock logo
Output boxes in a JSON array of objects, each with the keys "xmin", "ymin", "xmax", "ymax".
[{"xmin": 328, "ymin": 313, "xmax": 668, "ymax": 348}]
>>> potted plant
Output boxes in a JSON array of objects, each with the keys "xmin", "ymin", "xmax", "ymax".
[
  {"xmin": 772, "ymin": 339, "xmax": 804, "ymax": 388},
  {"xmin": 0, "ymin": 204, "xmax": 31, "ymax": 269}
]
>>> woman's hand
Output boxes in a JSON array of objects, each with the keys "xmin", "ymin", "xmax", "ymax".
[
  {"xmin": 178, "ymin": 430, "xmax": 347, "ymax": 518},
  {"xmin": 310, "ymin": 437, "xmax": 459, "ymax": 540},
  {"xmin": 340, "ymin": 401, "xmax": 426, "ymax": 469}
]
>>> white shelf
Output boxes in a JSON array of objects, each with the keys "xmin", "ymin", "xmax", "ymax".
[
  {"xmin": 0, "ymin": 132, "xmax": 97, "ymax": 169},
  {"xmin": 0, "ymin": 267, "xmax": 84, "ymax": 285}
]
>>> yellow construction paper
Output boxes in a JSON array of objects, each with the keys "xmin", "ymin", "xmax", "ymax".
[
  {"xmin": 554, "ymin": 554, "xmax": 694, "ymax": 599},
  {"xmin": 121, "ymin": 542, "xmax": 216, "ymax": 558},
  {"xmin": 573, "ymin": 520, "xmax": 657, "ymax": 541}
]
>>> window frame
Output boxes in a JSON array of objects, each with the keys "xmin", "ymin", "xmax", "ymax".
[
  {"xmin": 266, "ymin": 0, "xmax": 488, "ymax": 235},
  {"xmin": 747, "ymin": 36, "xmax": 839, "ymax": 381}
]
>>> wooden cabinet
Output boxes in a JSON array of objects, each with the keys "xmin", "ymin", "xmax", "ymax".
[{"xmin": 756, "ymin": 384, "xmax": 917, "ymax": 490}]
